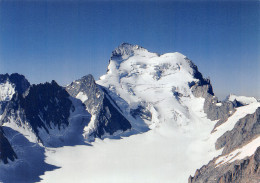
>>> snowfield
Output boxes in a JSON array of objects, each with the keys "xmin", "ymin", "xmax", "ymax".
[
  {"xmin": 41, "ymin": 98, "xmax": 217, "ymax": 183},
  {"xmin": 40, "ymin": 99, "xmax": 260, "ymax": 183}
]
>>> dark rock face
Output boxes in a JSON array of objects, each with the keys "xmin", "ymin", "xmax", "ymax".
[
  {"xmin": 111, "ymin": 43, "xmax": 149, "ymax": 60},
  {"xmin": 189, "ymin": 60, "xmax": 235, "ymax": 124},
  {"xmin": 216, "ymin": 107, "xmax": 260, "ymax": 154},
  {"xmin": 66, "ymin": 75, "xmax": 102, "ymax": 114},
  {"xmin": 191, "ymin": 83, "xmax": 236, "ymax": 125},
  {"xmin": 0, "ymin": 73, "xmax": 30, "ymax": 115},
  {"xmin": 0, "ymin": 102, "xmax": 8, "ymax": 116},
  {"xmin": 95, "ymin": 93, "xmax": 132, "ymax": 137},
  {"xmin": 205, "ymin": 97, "xmax": 236, "ymax": 128},
  {"xmin": 0, "ymin": 73, "xmax": 30, "ymax": 94},
  {"xmin": 188, "ymin": 147, "xmax": 260, "ymax": 183},
  {"xmin": 130, "ymin": 105, "xmax": 152, "ymax": 121},
  {"xmin": 66, "ymin": 74, "xmax": 131, "ymax": 140},
  {"xmin": 190, "ymin": 68, "xmax": 236, "ymax": 126},
  {"xmin": 188, "ymin": 61, "xmax": 214, "ymax": 96},
  {"xmin": 1, "ymin": 81, "xmax": 73, "ymax": 144},
  {"xmin": 0, "ymin": 127, "xmax": 17, "ymax": 164},
  {"xmin": 189, "ymin": 61, "xmax": 237, "ymax": 125}
]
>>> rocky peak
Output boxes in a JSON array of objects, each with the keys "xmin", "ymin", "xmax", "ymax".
[
  {"xmin": 188, "ymin": 61, "xmax": 214, "ymax": 96},
  {"xmin": 66, "ymin": 75, "xmax": 131, "ymax": 141},
  {"xmin": 81, "ymin": 74, "xmax": 95, "ymax": 84},
  {"xmin": 0, "ymin": 73, "xmax": 30, "ymax": 115},
  {"xmin": 66, "ymin": 74, "xmax": 104, "ymax": 113},
  {"xmin": 0, "ymin": 73, "xmax": 30, "ymax": 95},
  {"xmin": 111, "ymin": 43, "xmax": 153, "ymax": 62},
  {"xmin": 1, "ymin": 81, "xmax": 73, "ymax": 144},
  {"xmin": 112, "ymin": 43, "xmax": 145, "ymax": 56}
]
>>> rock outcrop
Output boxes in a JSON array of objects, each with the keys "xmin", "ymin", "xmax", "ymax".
[
  {"xmin": 189, "ymin": 147, "xmax": 260, "ymax": 183},
  {"xmin": 190, "ymin": 67, "xmax": 237, "ymax": 128},
  {"xmin": 66, "ymin": 74, "xmax": 131, "ymax": 141}
]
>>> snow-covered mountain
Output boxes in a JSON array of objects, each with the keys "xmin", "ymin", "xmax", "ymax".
[
  {"xmin": 1, "ymin": 80, "xmax": 90, "ymax": 146},
  {"xmin": 0, "ymin": 43, "xmax": 259, "ymax": 183},
  {"xmin": 0, "ymin": 79, "xmax": 90, "ymax": 182}
]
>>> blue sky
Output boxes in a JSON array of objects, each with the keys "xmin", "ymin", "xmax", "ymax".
[{"xmin": 0, "ymin": 0, "xmax": 259, "ymax": 99}]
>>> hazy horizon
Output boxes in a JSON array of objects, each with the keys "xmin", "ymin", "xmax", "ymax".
[{"xmin": 0, "ymin": 1, "xmax": 259, "ymax": 100}]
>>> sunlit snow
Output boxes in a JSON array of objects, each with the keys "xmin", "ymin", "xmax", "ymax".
[
  {"xmin": 228, "ymin": 94, "xmax": 257, "ymax": 105},
  {"xmin": 215, "ymin": 136, "xmax": 260, "ymax": 166},
  {"xmin": 0, "ymin": 81, "xmax": 15, "ymax": 101}
]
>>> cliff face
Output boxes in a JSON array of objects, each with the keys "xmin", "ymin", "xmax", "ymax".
[
  {"xmin": 0, "ymin": 81, "xmax": 74, "ymax": 146},
  {"xmin": 0, "ymin": 127, "xmax": 17, "ymax": 164},
  {"xmin": 0, "ymin": 73, "xmax": 30, "ymax": 115},
  {"xmin": 191, "ymin": 81, "xmax": 236, "ymax": 126},
  {"xmin": 66, "ymin": 74, "xmax": 131, "ymax": 141},
  {"xmin": 189, "ymin": 147, "xmax": 260, "ymax": 183},
  {"xmin": 216, "ymin": 107, "xmax": 260, "ymax": 154}
]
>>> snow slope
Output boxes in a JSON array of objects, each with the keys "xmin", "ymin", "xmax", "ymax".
[
  {"xmin": 41, "ymin": 96, "xmax": 218, "ymax": 183},
  {"xmin": 40, "ymin": 96, "xmax": 260, "ymax": 183},
  {"xmin": 215, "ymin": 136, "xmax": 260, "ymax": 166}
]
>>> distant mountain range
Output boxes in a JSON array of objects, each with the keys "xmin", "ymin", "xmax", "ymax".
[{"xmin": 0, "ymin": 43, "xmax": 259, "ymax": 183}]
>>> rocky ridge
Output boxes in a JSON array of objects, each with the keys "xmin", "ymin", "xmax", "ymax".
[
  {"xmin": 66, "ymin": 74, "xmax": 131, "ymax": 141},
  {"xmin": 189, "ymin": 146, "xmax": 260, "ymax": 183},
  {"xmin": 0, "ymin": 81, "xmax": 74, "ymax": 145}
]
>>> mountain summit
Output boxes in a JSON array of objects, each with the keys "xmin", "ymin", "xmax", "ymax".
[
  {"xmin": 98, "ymin": 44, "xmax": 214, "ymax": 129},
  {"xmin": 111, "ymin": 43, "xmax": 150, "ymax": 58}
]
